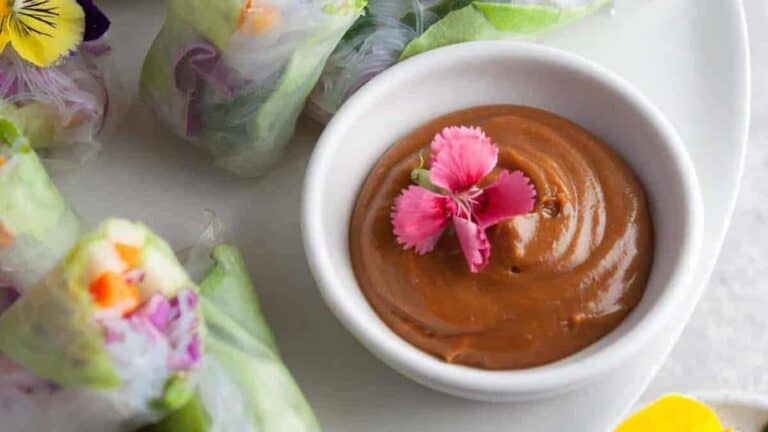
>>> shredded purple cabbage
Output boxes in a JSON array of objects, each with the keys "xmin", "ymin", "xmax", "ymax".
[
  {"xmin": 136, "ymin": 294, "xmax": 171, "ymax": 330},
  {"xmin": 172, "ymin": 42, "xmax": 233, "ymax": 137},
  {"xmin": 102, "ymin": 289, "xmax": 201, "ymax": 372},
  {"xmin": 167, "ymin": 290, "xmax": 200, "ymax": 370},
  {"xmin": 0, "ymin": 286, "xmax": 19, "ymax": 315}
]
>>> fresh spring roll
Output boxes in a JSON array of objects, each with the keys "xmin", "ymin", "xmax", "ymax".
[
  {"xmin": 0, "ymin": 219, "xmax": 203, "ymax": 431},
  {"xmin": 142, "ymin": 244, "xmax": 320, "ymax": 432},
  {"xmin": 140, "ymin": 0, "xmax": 365, "ymax": 177},
  {"xmin": 0, "ymin": 1, "xmax": 120, "ymax": 165},
  {"xmin": 0, "ymin": 118, "xmax": 80, "ymax": 295},
  {"xmin": 308, "ymin": 0, "xmax": 610, "ymax": 120}
]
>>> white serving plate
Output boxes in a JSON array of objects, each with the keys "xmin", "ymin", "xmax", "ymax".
[
  {"xmin": 698, "ymin": 392, "xmax": 768, "ymax": 431},
  {"xmin": 63, "ymin": 0, "xmax": 749, "ymax": 430},
  {"xmin": 629, "ymin": 393, "xmax": 768, "ymax": 431}
]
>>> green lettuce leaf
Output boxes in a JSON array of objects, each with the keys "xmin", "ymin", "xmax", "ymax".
[
  {"xmin": 198, "ymin": 245, "xmax": 277, "ymax": 351},
  {"xmin": 0, "ymin": 103, "xmax": 59, "ymax": 151},
  {"xmin": 401, "ymin": 0, "xmax": 611, "ymax": 59},
  {"xmin": 0, "ymin": 118, "xmax": 80, "ymax": 290},
  {"xmin": 142, "ymin": 245, "xmax": 321, "ymax": 432},
  {"xmin": 168, "ymin": 0, "xmax": 242, "ymax": 51},
  {"xmin": 0, "ymin": 118, "xmax": 77, "ymax": 239}
]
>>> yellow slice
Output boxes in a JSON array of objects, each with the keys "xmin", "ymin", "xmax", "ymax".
[{"xmin": 615, "ymin": 394, "xmax": 725, "ymax": 432}]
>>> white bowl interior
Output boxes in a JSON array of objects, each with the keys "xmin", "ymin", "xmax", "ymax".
[{"xmin": 304, "ymin": 42, "xmax": 701, "ymax": 400}]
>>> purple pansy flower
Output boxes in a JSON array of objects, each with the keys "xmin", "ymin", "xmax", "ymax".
[{"xmin": 77, "ymin": 0, "xmax": 111, "ymax": 42}]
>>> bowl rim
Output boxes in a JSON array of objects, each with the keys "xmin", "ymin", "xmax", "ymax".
[{"xmin": 302, "ymin": 40, "xmax": 703, "ymax": 399}]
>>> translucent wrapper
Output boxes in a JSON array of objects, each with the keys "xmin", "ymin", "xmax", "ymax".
[
  {"xmin": 0, "ymin": 119, "xmax": 80, "ymax": 294},
  {"xmin": 141, "ymin": 222, "xmax": 320, "ymax": 432},
  {"xmin": 0, "ymin": 219, "xmax": 203, "ymax": 432},
  {"xmin": 140, "ymin": 0, "xmax": 364, "ymax": 177},
  {"xmin": 308, "ymin": 0, "xmax": 611, "ymax": 120},
  {"xmin": 0, "ymin": 38, "xmax": 123, "ymax": 167}
]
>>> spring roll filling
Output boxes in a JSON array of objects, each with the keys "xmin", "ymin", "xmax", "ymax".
[{"xmin": 83, "ymin": 221, "xmax": 201, "ymax": 398}]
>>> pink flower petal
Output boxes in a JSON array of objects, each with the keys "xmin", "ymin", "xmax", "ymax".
[
  {"xmin": 392, "ymin": 185, "xmax": 453, "ymax": 254},
  {"xmin": 474, "ymin": 170, "xmax": 537, "ymax": 228},
  {"xmin": 429, "ymin": 126, "xmax": 498, "ymax": 193},
  {"xmin": 452, "ymin": 216, "xmax": 491, "ymax": 273}
]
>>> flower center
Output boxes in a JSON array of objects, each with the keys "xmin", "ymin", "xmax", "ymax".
[{"xmin": 452, "ymin": 187, "xmax": 483, "ymax": 220}]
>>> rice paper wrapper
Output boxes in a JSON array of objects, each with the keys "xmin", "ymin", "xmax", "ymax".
[
  {"xmin": 0, "ymin": 219, "xmax": 203, "ymax": 431},
  {"xmin": 140, "ymin": 0, "xmax": 364, "ymax": 177},
  {"xmin": 308, "ymin": 0, "xmax": 611, "ymax": 121},
  {"xmin": 0, "ymin": 359, "xmax": 183, "ymax": 432},
  {"xmin": 141, "ymin": 243, "xmax": 320, "ymax": 432},
  {"xmin": 0, "ymin": 37, "xmax": 126, "ymax": 169},
  {"xmin": 0, "ymin": 119, "xmax": 81, "ymax": 294}
]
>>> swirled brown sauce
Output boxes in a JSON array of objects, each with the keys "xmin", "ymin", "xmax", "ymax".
[{"xmin": 349, "ymin": 106, "xmax": 654, "ymax": 369}]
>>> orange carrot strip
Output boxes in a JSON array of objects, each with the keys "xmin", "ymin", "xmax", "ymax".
[
  {"xmin": 0, "ymin": 223, "xmax": 13, "ymax": 247},
  {"xmin": 238, "ymin": 0, "xmax": 279, "ymax": 34},
  {"xmin": 89, "ymin": 272, "xmax": 141, "ymax": 316},
  {"xmin": 238, "ymin": 0, "xmax": 253, "ymax": 27}
]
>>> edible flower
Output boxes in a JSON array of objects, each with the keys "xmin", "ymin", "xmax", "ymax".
[
  {"xmin": 0, "ymin": 0, "xmax": 110, "ymax": 67},
  {"xmin": 391, "ymin": 126, "xmax": 536, "ymax": 273},
  {"xmin": 77, "ymin": 0, "xmax": 109, "ymax": 42}
]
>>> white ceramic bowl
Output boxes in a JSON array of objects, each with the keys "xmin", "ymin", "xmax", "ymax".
[{"xmin": 302, "ymin": 41, "xmax": 703, "ymax": 401}]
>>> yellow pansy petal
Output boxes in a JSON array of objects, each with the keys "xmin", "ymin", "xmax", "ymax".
[
  {"xmin": 615, "ymin": 394, "xmax": 725, "ymax": 432},
  {"xmin": 6, "ymin": 0, "xmax": 85, "ymax": 67},
  {"xmin": 0, "ymin": 32, "xmax": 9, "ymax": 54}
]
